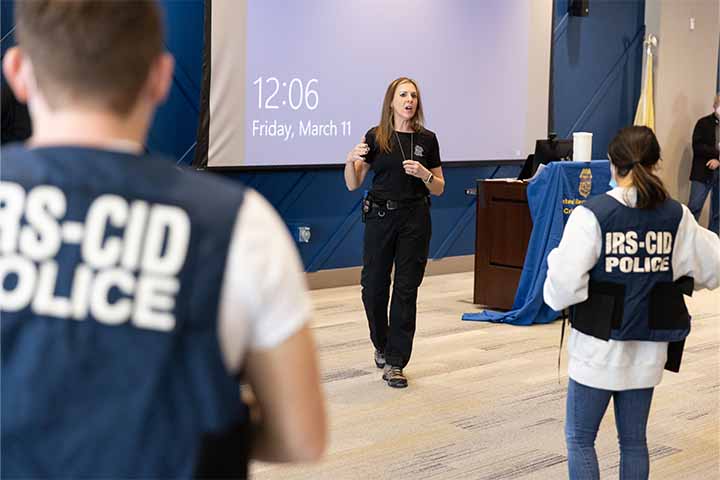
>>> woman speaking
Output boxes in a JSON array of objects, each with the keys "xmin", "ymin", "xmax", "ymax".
[{"xmin": 344, "ymin": 77, "xmax": 445, "ymax": 388}]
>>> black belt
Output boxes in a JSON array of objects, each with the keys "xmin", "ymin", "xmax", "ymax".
[{"xmin": 370, "ymin": 197, "xmax": 428, "ymax": 211}]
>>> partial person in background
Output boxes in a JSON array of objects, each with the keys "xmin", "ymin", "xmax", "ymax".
[
  {"xmin": 344, "ymin": 77, "xmax": 445, "ymax": 388},
  {"xmin": 687, "ymin": 93, "xmax": 719, "ymax": 235},
  {"xmin": 544, "ymin": 126, "xmax": 720, "ymax": 480},
  {"xmin": 1, "ymin": 75, "xmax": 32, "ymax": 144},
  {"xmin": 0, "ymin": 2, "xmax": 325, "ymax": 478}
]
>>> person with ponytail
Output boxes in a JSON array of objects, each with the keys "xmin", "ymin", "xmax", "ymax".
[
  {"xmin": 343, "ymin": 77, "xmax": 445, "ymax": 388},
  {"xmin": 543, "ymin": 126, "xmax": 720, "ymax": 479}
]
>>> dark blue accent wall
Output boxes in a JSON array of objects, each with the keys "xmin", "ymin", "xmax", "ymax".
[
  {"xmin": 1, "ymin": 0, "xmax": 645, "ymax": 272},
  {"xmin": 1, "ymin": 1, "xmax": 16, "ymax": 58},
  {"xmin": 552, "ymin": 0, "xmax": 645, "ymax": 159},
  {"xmin": 220, "ymin": 164, "xmax": 520, "ymax": 271},
  {"xmin": 148, "ymin": 1, "xmax": 205, "ymax": 163}
]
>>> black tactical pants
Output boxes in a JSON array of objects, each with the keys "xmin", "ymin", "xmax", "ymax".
[{"xmin": 361, "ymin": 200, "xmax": 431, "ymax": 368}]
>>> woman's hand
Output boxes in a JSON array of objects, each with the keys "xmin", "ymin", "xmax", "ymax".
[
  {"xmin": 402, "ymin": 160, "xmax": 430, "ymax": 180},
  {"xmin": 346, "ymin": 137, "xmax": 369, "ymax": 163},
  {"xmin": 344, "ymin": 136, "xmax": 371, "ymax": 191}
]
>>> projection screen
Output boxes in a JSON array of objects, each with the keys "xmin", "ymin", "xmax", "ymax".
[{"xmin": 195, "ymin": 0, "xmax": 552, "ymax": 168}]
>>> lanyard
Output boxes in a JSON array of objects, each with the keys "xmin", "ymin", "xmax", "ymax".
[{"xmin": 394, "ymin": 131, "xmax": 413, "ymax": 162}]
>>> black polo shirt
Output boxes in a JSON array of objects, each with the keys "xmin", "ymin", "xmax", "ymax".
[
  {"xmin": 690, "ymin": 113, "xmax": 720, "ymax": 182},
  {"xmin": 364, "ymin": 127, "xmax": 441, "ymax": 201}
]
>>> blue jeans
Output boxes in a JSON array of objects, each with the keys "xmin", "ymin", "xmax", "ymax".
[
  {"xmin": 688, "ymin": 169, "xmax": 719, "ymax": 235},
  {"xmin": 565, "ymin": 379, "xmax": 654, "ymax": 480}
]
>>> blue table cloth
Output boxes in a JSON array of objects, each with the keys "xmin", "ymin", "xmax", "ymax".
[{"xmin": 462, "ymin": 161, "xmax": 611, "ymax": 325}]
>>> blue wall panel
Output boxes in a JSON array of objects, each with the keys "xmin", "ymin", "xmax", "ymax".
[
  {"xmin": 1, "ymin": 0, "xmax": 644, "ymax": 272},
  {"xmin": 552, "ymin": 0, "xmax": 645, "ymax": 159},
  {"xmin": 217, "ymin": 165, "xmax": 515, "ymax": 271},
  {"xmin": 0, "ymin": 2, "xmax": 14, "ymax": 58},
  {"xmin": 147, "ymin": 0, "xmax": 205, "ymax": 162}
]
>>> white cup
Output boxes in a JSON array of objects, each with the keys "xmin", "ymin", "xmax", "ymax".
[{"xmin": 573, "ymin": 132, "xmax": 593, "ymax": 162}]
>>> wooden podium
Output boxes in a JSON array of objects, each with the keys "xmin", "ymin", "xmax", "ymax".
[{"xmin": 473, "ymin": 179, "xmax": 533, "ymax": 310}]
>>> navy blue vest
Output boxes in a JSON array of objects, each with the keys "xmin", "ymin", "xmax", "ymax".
[
  {"xmin": 573, "ymin": 193, "xmax": 689, "ymax": 342},
  {"xmin": 1, "ymin": 145, "xmax": 248, "ymax": 478}
]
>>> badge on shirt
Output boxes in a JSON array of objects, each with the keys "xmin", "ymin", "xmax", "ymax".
[{"xmin": 414, "ymin": 145, "xmax": 424, "ymax": 158}]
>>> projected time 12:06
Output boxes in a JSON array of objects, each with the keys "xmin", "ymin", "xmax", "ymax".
[
  {"xmin": 251, "ymin": 76, "xmax": 351, "ymax": 140},
  {"xmin": 252, "ymin": 76, "xmax": 319, "ymax": 110}
]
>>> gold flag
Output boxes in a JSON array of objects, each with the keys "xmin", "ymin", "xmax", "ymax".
[{"xmin": 634, "ymin": 37, "xmax": 655, "ymax": 130}]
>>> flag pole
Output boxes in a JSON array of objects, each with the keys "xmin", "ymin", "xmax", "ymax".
[{"xmin": 634, "ymin": 34, "xmax": 657, "ymax": 131}]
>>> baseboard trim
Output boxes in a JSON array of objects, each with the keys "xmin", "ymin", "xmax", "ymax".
[{"xmin": 306, "ymin": 255, "xmax": 475, "ymax": 290}]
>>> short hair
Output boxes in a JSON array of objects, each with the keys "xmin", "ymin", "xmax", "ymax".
[{"xmin": 15, "ymin": 0, "xmax": 164, "ymax": 115}]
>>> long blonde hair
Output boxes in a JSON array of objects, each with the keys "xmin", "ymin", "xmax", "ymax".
[{"xmin": 375, "ymin": 77, "xmax": 425, "ymax": 153}]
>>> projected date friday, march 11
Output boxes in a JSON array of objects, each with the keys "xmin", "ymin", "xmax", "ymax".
[{"xmin": 251, "ymin": 119, "xmax": 351, "ymax": 141}]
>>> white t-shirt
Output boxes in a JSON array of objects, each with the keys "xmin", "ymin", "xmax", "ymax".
[
  {"xmin": 544, "ymin": 187, "xmax": 720, "ymax": 391},
  {"xmin": 216, "ymin": 189, "xmax": 312, "ymax": 373}
]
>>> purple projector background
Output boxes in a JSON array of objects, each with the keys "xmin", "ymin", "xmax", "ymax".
[{"xmin": 217, "ymin": 0, "xmax": 531, "ymax": 167}]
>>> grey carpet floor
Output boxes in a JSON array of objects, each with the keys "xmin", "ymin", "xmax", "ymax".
[{"xmin": 252, "ymin": 272, "xmax": 719, "ymax": 479}]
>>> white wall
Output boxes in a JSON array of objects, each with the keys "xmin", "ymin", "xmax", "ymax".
[{"xmin": 645, "ymin": 0, "xmax": 719, "ymax": 225}]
